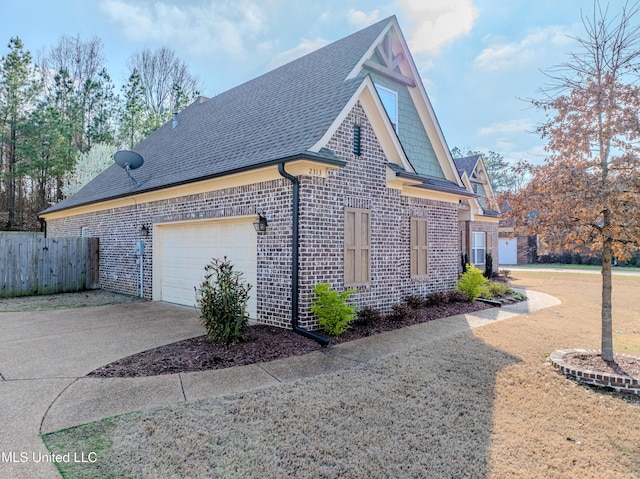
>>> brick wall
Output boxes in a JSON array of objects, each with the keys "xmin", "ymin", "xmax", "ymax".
[
  {"xmin": 296, "ymin": 102, "xmax": 460, "ymax": 326},
  {"xmin": 47, "ymin": 101, "xmax": 462, "ymax": 330},
  {"xmin": 47, "ymin": 179, "xmax": 296, "ymax": 327}
]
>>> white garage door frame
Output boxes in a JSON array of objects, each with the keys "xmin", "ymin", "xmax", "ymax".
[{"xmin": 153, "ymin": 216, "xmax": 257, "ymax": 319}]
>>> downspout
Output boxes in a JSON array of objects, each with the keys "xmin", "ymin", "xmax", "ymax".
[{"xmin": 278, "ymin": 162, "xmax": 331, "ymax": 347}]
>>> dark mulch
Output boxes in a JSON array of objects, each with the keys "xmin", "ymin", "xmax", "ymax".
[{"xmin": 88, "ymin": 299, "xmax": 497, "ymax": 378}]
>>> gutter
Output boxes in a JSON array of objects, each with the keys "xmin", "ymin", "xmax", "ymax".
[
  {"xmin": 278, "ymin": 162, "xmax": 331, "ymax": 347},
  {"xmin": 39, "ymin": 152, "xmax": 347, "ymax": 218}
]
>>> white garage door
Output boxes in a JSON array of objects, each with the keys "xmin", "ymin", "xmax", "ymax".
[
  {"xmin": 154, "ymin": 218, "xmax": 257, "ymax": 318},
  {"xmin": 499, "ymin": 238, "xmax": 518, "ymax": 265}
]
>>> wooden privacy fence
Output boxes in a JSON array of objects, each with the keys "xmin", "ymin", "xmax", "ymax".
[{"xmin": 0, "ymin": 233, "xmax": 99, "ymax": 298}]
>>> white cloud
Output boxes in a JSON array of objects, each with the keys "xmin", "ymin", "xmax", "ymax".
[
  {"xmin": 495, "ymin": 141, "xmax": 518, "ymax": 152},
  {"xmin": 396, "ymin": 0, "xmax": 478, "ymax": 54},
  {"xmin": 478, "ymin": 118, "xmax": 535, "ymax": 137},
  {"xmin": 267, "ymin": 38, "xmax": 329, "ymax": 71},
  {"xmin": 100, "ymin": 0, "xmax": 267, "ymax": 58},
  {"xmin": 347, "ymin": 9, "xmax": 379, "ymax": 27},
  {"xmin": 474, "ymin": 25, "xmax": 575, "ymax": 71}
]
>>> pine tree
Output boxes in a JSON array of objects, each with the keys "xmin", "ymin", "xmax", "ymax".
[{"xmin": 0, "ymin": 37, "xmax": 42, "ymax": 229}]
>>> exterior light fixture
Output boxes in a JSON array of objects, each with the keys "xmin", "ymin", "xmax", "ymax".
[
  {"xmin": 140, "ymin": 224, "xmax": 150, "ymax": 237},
  {"xmin": 253, "ymin": 213, "xmax": 268, "ymax": 232}
]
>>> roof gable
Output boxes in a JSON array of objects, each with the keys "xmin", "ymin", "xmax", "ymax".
[
  {"xmin": 454, "ymin": 154, "xmax": 499, "ymax": 216},
  {"xmin": 345, "ymin": 18, "xmax": 463, "ymax": 186},
  {"xmin": 41, "ymin": 16, "xmax": 466, "ymax": 215}
]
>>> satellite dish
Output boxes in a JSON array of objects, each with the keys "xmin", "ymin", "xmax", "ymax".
[
  {"xmin": 114, "ymin": 150, "xmax": 144, "ymax": 170},
  {"xmin": 114, "ymin": 150, "xmax": 144, "ymax": 187}
]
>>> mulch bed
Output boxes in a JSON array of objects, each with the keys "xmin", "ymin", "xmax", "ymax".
[
  {"xmin": 562, "ymin": 352, "xmax": 640, "ymax": 378},
  {"xmin": 88, "ymin": 299, "xmax": 494, "ymax": 378}
]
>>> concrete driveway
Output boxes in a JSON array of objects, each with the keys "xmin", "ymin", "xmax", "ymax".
[{"xmin": 0, "ymin": 302, "xmax": 204, "ymax": 479}]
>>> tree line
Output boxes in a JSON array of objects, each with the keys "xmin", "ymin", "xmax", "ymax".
[{"xmin": 0, "ymin": 35, "xmax": 201, "ymax": 231}]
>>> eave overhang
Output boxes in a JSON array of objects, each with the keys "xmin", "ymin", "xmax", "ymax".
[
  {"xmin": 39, "ymin": 153, "xmax": 346, "ymax": 220},
  {"xmin": 386, "ymin": 163, "xmax": 477, "ymax": 203}
]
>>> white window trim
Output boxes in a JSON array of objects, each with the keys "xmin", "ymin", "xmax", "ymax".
[
  {"xmin": 375, "ymin": 84, "xmax": 398, "ymax": 132},
  {"xmin": 472, "ymin": 232, "xmax": 486, "ymax": 266}
]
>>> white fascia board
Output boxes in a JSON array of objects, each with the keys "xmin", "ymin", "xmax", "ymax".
[
  {"xmin": 345, "ymin": 20, "xmax": 395, "ymax": 81},
  {"xmin": 474, "ymin": 158, "xmax": 498, "ymax": 200}
]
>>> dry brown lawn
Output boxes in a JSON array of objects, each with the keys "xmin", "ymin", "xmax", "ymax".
[
  {"xmin": 481, "ymin": 270, "xmax": 640, "ymax": 478},
  {"xmin": 44, "ymin": 271, "xmax": 640, "ymax": 478}
]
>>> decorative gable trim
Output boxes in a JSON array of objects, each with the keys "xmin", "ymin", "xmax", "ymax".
[
  {"xmin": 346, "ymin": 16, "xmax": 465, "ymax": 189},
  {"xmin": 309, "ymin": 76, "xmax": 414, "ymax": 173},
  {"xmin": 346, "ymin": 21, "xmax": 395, "ymax": 82},
  {"xmin": 364, "ymin": 40, "xmax": 415, "ymax": 87},
  {"xmin": 364, "ymin": 59, "xmax": 416, "ymax": 86}
]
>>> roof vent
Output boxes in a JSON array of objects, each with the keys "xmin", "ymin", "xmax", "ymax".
[
  {"xmin": 172, "ymin": 112, "xmax": 178, "ymax": 128},
  {"xmin": 353, "ymin": 125, "xmax": 361, "ymax": 157}
]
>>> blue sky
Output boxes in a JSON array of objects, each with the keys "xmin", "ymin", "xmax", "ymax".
[{"xmin": 0, "ymin": 0, "xmax": 601, "ymax": 166}]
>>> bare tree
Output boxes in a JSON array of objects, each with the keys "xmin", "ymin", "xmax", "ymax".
[
  {"xmin": 506, "ymin": 1, "xmax": 640, "ymax": 361},
  {"xmin": 127, "ymin": 46, "xmax": 201, "ymax": 133},
  {"xmin": 41, "ymin": 34, "xmax": 107, "ymax": 152},
  {"xmin": 44, "ymin": 34, "xmax": 104, "ymax": 89}
]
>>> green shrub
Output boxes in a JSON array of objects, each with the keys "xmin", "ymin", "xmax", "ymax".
[
  {"xmin": 457, "ymin": 264, "xmax": 488, "ymax": 301},
  {"xmin": 487, "ymin": 281, "xmax": 511, "ymax": 297},
  {"xmin": 478, "ymin": 281, "xmax": 514, "ymax": 300},
  {"xmin": 355, "ymin": 306, "xmax": 381, "ymax": 326},
  {"xmin": 478, "ymin": 283, "xmax": 493, "ymax": 299},
  {"xmin": 311, "ymin": 283, "xmax": 357, "ymax": 336},
  {"xmin": 195, "ymin": 257, "xmax": 251, "ymax": 346}
]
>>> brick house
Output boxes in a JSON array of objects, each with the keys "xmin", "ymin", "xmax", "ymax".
[
  {"xmin": 39, "ymin": 16, "xmax": 480, "ymax": 336},
  {"xmin": 454, "ymin": 154, "xmax": 500, "ymax": 272}
]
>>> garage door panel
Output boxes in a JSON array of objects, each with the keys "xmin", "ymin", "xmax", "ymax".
[
  {"xmin": 155, "ymin": 219, "xmax": 257, "ymax": 318},
  {"xmin": 499, "ymin": 238, "xmax": 517, "ymax": 265}
]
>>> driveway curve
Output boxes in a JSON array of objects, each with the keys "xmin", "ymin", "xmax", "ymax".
[{"xmin": 0, "ymin": 302, "xmax": 203, "ymax": 479}]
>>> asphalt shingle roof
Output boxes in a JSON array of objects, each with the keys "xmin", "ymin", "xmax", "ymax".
[
  {"xmin": 42, "ymin": 17, "xmax": 392, "ymax": 215},
  {"xmin": 386, "ymin": 162, "xmax": 475, "ymax": 198},
  {"xmin": 453, "ymin": 154, "xmax": 481, "ymax": 178}
]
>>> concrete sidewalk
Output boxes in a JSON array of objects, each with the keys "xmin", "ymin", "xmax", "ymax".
[
  {"xmin": 503, "ymin": 265, "xmax": 640, "ymax": 277},
  {"xmin": 1, "ymin": 290, "xmax": 560, "ymax": 479}
]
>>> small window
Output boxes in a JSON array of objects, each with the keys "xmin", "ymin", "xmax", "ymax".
[
  {"xmin": 410, "ymin": 217, "xmax": 428, "ymax": 278},
  {"xmin": 472, "ymin": 232, "xmax": 486, "ymax": 266},
  {"xmin": 344, "ymin": 208, "xmax": 370, "ymax": 286},
  {"xmin": 375, "ymin": 84, "xmax": 398, "ymax": 131},
  {"xmin": 80, "ymin": 227, "xmax": 89, "ymax": 238}
]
